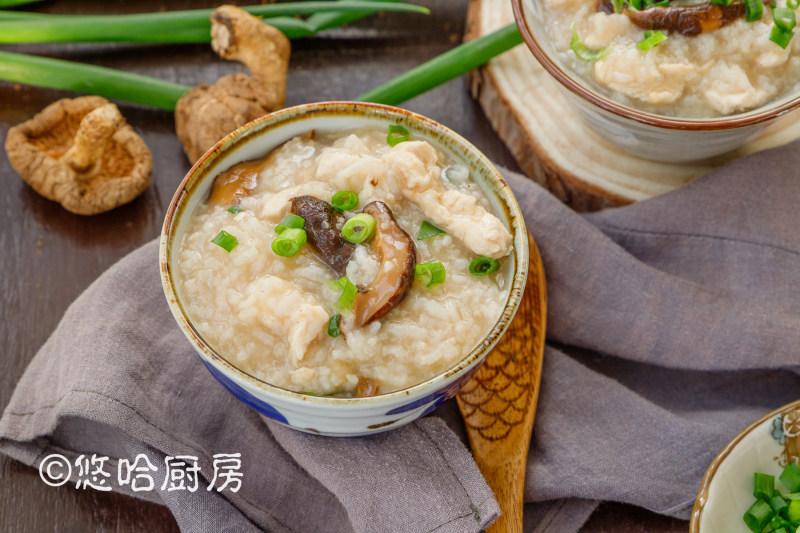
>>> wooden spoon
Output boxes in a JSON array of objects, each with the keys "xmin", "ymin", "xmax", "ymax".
[{"xmin": 457, "ymin": 232, "xmax": 546, "ymax": 532}]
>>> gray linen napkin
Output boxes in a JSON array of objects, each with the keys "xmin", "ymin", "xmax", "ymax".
[{"xmin": 3, "ymin": 140, "xmax": 800, "ymax": 532}]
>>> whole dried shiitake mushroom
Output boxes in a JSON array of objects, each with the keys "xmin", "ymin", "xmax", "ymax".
[
  {"xmin": 5, "ymin": 95, "xmax": 152, "ymax": 215},
  {"xmin": 175, "ymin": 5, "xmax": 290, "ymax": 163}
]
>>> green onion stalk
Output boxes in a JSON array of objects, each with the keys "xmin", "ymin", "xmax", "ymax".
[
  {"xmin": 357, "ymin": 23, "xmax": 523, "ymax": 105},
  {"xmin": 0, "ymin": 0, "xmax": 41, "ymax": 7},
  {"xmin": 0, "ymin": 1, "xmax": 430, "ymax": 43},
  {"xmin": 0, "ymin": 14, "xmax": 524, "ymax": 112}
]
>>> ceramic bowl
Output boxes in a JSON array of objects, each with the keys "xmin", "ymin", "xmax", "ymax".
[
  {"xmin": 160, "ymin": 101, "xmax": 529, "ymax": 437},
  {"xmin": 691, "ymin": 399, "xmax": 800, "ymax": 532},
  {"xmin": 511, "ymin": 0, "xmax": 800, "ymax": 162}
]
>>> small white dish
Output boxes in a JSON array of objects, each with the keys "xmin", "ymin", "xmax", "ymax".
[{"xmin": 692, "ymin": 399, "xmax": 800, "ymax": 532}]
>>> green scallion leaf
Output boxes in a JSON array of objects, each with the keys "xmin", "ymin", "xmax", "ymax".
[
  {"xmin": 342, "ymin": 213, "xmax": 376, "ymax": 243},
  {"xmin": 357, "ymin": 22, "xmax": 522, "ymax": 106},
  {"xmin": 710, "ymin": 0, "xmax": 734, "ymax": 5},
  {"xmin": 275, "ymin": 214, "xmax": 305, "ymax": 234},
  {"xmin": 415, "ymin": 261, "xmax": 446, "ymax": 288},
  {"xmin": 637, "ymin": 30, "xmax": 668, "ymax": 51},
  {"xmin": 469, "ymin": 256, "xmax": 500, "ymax": 277},
  {"xmin": 570, "ymin": 24, "xmax": 608, "ymax": 62},
  {"xmin": 770, "ymin": 25, "xmax": 795, "ymax": 48},
  {"xmin": 327, "ymin": 276, "xmax": 358, "ymax": 315},
  {"xmin": 0, "ymin": 2, "xmax": 430, "ymax": 44},
  {"xmin": 387, "ymin": 124, "xmax": 409, "ymax": 146},
  {"xmin": 745, "ymin": 0, "xmax": 764, "ymax": 22},
  {"xmin": 331, "ymin": 191, "xmax": 359, "ymax": 211},
  {"xmin": 417, "ymin": 221, "xmax": 446, "ymax": 240},
  {"xmin": 227, "ymin": 206, "xmax": 244, "ymax": 214},
  {"xmin": 743, "ymin": 499, "xmax": 774, "ymax": 532},
  {"xmin": 271, "ymin": 228, "xmax": 306, "ymax": 257},
  {"xmin": 611, "ymin": 0, "xmax": 625, "ymax": 11},
  {"xmin": 629, "ymin": 0, "xmax": 643, "ymax": 10},
  {"xmin": 327, "ymin": 314, "xmax": 341, "ymax": 338},
  {"xmin": 211, "ymin": 230, "xmax": 239, "ymax": 253}
]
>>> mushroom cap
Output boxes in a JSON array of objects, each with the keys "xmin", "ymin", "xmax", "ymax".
[
  {"xmin": 5, "ymin": 96, "xmax": 152, "ymax": 215},
  {"xmin": 175, "ymin": 73, "xmax": 282, "ymax": 163}
]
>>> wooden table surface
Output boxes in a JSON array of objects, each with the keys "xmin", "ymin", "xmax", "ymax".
[{"xmin": 0, "ymin": 0, "xmax": 689, "ymax": 531}]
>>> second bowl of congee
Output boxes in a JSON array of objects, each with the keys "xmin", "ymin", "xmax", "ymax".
[{"xmin": 161, "ymin": 102, "xmax": 528, "ymax": 435}]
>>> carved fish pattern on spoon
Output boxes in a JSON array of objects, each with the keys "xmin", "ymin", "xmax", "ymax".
[{"xmin": 457, "ymin": 232, "xmax": 546, "ymax": 533}]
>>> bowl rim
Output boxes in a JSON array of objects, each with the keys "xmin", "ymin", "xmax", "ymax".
[
  {"xmin": 511, "ymin": 0, "xmax": 800, "ymax": 131},
  {"xmin": 690, "ymin": 397, "xmax": 800, "ymax": 531},
  {"xmin": 160, "ymin": 100, "xmax": 530, "ymax": 408}
]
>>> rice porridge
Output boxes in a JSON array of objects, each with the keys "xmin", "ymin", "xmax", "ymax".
[
  {"xmin": 176, "ymin": 127, "xmax": 513, "ymax": 396},
  {"xmin": 543, "ymin": 0, "xmax": 800, "ymax": 117}
]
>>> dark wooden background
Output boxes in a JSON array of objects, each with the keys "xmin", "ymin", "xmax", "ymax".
[{"xmin": 0, "ymin": 0, "xmax": 688, "ymax": 530}]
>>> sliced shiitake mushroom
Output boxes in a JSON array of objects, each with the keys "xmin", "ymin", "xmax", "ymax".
[
  {"xmin": 290, "ymin": 195, "xmax": 355, "ymax": 276},
  {"xmin": 356, "ymin": 378, "xmax": 380, "ymax": 397},
  {"xmin": 351, "ymin": 201, "xmax": 417, "ymax": 327},
  {"xmin": 598, "ymin": 0, "xmax": 747, "ymax": 36},
  {"xmin": 207, "ymin": 131, "xmax": 315, "ymax": 207}
]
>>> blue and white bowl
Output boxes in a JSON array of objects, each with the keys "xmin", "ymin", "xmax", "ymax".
[{"xmin": 160, "ymin": 101, "xmax": 529, "ymax": 437}]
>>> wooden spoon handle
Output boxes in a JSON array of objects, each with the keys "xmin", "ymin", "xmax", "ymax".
[{"xmin": 457, "ymin": 232, "xmax": 547, "ymax": 532}]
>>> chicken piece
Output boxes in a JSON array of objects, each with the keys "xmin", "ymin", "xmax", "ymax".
[
  {"xmin": 381, "ymin": 141, "xmax": 512, "ymax": 259},
  {"xmin": 260, "ymin": 181, "xmax": 335, "ymax": 220},
  {"xmin": 239, "ymin": 276, "xmax": 328, "ymax": 363}
]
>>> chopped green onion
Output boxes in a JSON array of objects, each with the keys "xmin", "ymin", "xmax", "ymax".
[
  {"xmin": 770, "ymin": 25, "xmax": 795, "ymax": 48},
  {"xmin": 789, "ymin": 0, "xmax": 800, "ymax": 9},
  {"xmin": 774, "ymin": 7, "xmax": 796, "ymax": 32},
  {"xmin": 342, "ymin": 214, "xmax": 376, "ymax": 243},
  {"xmin": 782, "ymin": 463, "xmax": 800, "ymax": 493},
  {"xmin": 227, "ymin": 206, "xmax": 244, "ymax": 214},
  {"xmin": 755, "ymin": 472, "xmax": 776, "ymax": 500},
  {"xmin": 271, "ymin": 228, "xmax": 306, "ymax": 257},
  {"xmin": 331, "ymin": 191, "xmax": 359, "ymax": 211},
  {"xmin": 211, "ymin": 230, "xmax": 239, "ymax": 253},
  {"xmin": 327, "ymin": 276, "xmax": 358, "ymax": 315},
  {"xmin": 611, "ymin": 0, "xmax": 625, "ymax": 11},
  {"xmin": 743, "ymin": 499, "xmax": 774, "ymax": 532},
  {"xmin": 358, "ymin": 23, "xmax": 523, "ymax": 106},
  {"xmin": 710, "ymin": 0, "xmax": 734, "ymax": 5},
  {"xmin": 637, "ymin": 30, "xmax": 668, "ymax": 51},
  {"xmin": 417, "ymin": 221, "xmax": 446, "ymax": 240},
  {"xmin": 770, "ymin": 493, "xmax": 789, "ymax": 516},
  {"xmin": 745, "ymin": 0, "xmax": 764, "ymax": 22},
  {"xmin": 387, "ymin": 124, "xmax": 409, "ymax": 146},
  {"xmin": 415, "ymin": 261, "xmax": 446, "ymax": 287},
  {"xmin": 275, "ymin": 214, "xmax": 305, "ymax": 234},
  {"xmin": 788, "ymin": 499, "xmax": 800, "ymax": 524},
  {"xmin": 469, "ymin": 256, "xmax": 500, "ymax": 276},
  {"xmin": 769, "ymin": 515, "xmax": 790, "ymax": 530},
  {"xmin": 570, "ymin": 24, "xmax": 608, "ymax": 62},
  {"xmin": 643, "ymin": 0, "xmax": 669, "ymax": 7},
  {"xmin": 327, "ymin": 314, "xmax": 341, "ymax": 338}
]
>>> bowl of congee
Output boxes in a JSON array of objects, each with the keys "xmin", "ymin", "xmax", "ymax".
[
  {"xmin": 160, "ymin": 102, "xmax": 529, "ymax": 436},
  {"xmin": 512, "ymin": 0, "xmax": 800, "ymax": 161}
]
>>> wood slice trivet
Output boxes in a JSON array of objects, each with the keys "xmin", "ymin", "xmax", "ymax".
[
  {"xmin": 466, "ymin": 0, "xmax": 800, "ymax": 211},
  {"xmin": 457, "ymin": 232, "xmax": 546, "ymax": 532}
]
